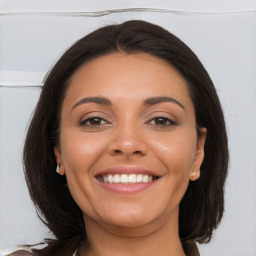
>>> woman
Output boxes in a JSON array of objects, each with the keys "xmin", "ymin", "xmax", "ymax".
[{"xmin": 10, "ymin": 20, "xmax": 228, "ymax": 256}]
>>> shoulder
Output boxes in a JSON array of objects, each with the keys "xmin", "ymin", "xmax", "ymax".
[{"xmin": 6, "ymin": 247, "xmax": 35, "ymax": 256}]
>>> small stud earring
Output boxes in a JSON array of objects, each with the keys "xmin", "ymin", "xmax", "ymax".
[
  {"xmin": 190, "ymin": 172, "xmax": 196, "ymax": 179},
  {"xmin": 56, "ymin": 165, "xmax": 61, "ymax": 174}
]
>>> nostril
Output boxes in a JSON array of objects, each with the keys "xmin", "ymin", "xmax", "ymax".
[
  {"xmin": 112, "ymin": 149, "xmax": 142, "ymax": 155},
  {"xmin": 108, "ymin": 141, "xmax": 148, "ymax": 156}
]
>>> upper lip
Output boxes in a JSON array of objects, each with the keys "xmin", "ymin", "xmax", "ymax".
[{"xmin": 95, "ymin": 166, "xmax": 161, "ymax": 177}]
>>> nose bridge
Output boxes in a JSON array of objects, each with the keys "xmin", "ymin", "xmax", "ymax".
[{"xmin": 108, "ymin": 118, "xmax": 148, "ymax": 156}]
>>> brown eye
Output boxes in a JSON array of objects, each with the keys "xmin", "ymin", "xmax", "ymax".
[
  {"xmin": 154, "ymin": 117, "xmax": 169, "ymax": 126},
  {"xmin": 79, "ymin": 117, "xmax": 108, "ymax": 127},
  {"xmin": 147, "ymin": 117, "xmax": 177, "ymax": 127},
  {"xmin": 88, "ymin": 118, "xmax": 102, "ymax": 125}
]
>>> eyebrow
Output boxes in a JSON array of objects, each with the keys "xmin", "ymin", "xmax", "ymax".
[
  {"xmin": 71, "ymin": 96, "xmax": 185, "ymax": 111},
  {"xmin": 72, "ymin": 97, "xmax": 112, "ymax": 111},
  {"xmin": 144, "ymin": 96, "xmax": 185, "ymax": 110}
]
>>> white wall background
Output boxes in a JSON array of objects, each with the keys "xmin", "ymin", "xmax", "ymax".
[{"xmin": 0, "ymin": 0, "xmax": 256, "ymax": 255}]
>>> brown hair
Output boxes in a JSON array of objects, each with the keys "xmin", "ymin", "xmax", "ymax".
[{"xmin": 23, "ymin": 20, "xmax": 228, "ymax": 255}]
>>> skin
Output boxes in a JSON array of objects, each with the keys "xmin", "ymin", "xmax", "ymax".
[{"xmin": 55, "ymin": 53, "xmax": 206, "ymax": 256}]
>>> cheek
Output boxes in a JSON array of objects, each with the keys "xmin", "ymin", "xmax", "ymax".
[
  {"xmin": 59, "ymin": 131, "xmax": 110, "ymax": 216},
  {"xmin": 60, "ymin": 130, "xmax": 108, "ymax": 175},
  {"xmin": 153, "ymin": 136, "xmax": 197, "ymax": 213},
  {"xmin": 152, "ymin": 130, "xmax": 197, "ymax": 174}
]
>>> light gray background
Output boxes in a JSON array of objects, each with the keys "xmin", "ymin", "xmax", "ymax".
[{"xmin": 0, "ymin": 0, "xmax": 256, "ymax": 255}]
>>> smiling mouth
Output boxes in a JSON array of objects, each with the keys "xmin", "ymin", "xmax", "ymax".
[{"xmin": 97, "ymin": 174, "xmax": 160, "ymax": 184}]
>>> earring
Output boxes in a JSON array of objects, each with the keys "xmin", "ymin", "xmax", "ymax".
[
  {"xmin": 56, "ymin": 165, "xmax": 61, "ymax": 174},
  {"xmin": 190, "ymin": 170, "xmax": 200, "ymax": 180},
  {"xmin": 56, "ymin": 164, "xmax": 65, "ymax": 175},
  {"xmin": 190, "ymin": 172, "xmax": 196, "ymax": 179}
]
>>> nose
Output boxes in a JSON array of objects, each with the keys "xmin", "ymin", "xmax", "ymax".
[{"xmin": 107, "ymin": 124, "xmax": 148, "ymax": 158}]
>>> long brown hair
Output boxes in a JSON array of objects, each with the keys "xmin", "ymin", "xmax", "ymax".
[{"xmin": 23, "ymin": 20, "xmax": 228, "ymax": 255}]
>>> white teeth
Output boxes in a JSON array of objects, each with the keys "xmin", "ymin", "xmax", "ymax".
[
  {"xmin": 143, "ymin": 175, "xmax": 149, "ymax": 183},
  {"xmin": 120, "ymin": 174, "xmax": 129, "ymax": 183},
  {"xmin": 100, "ymin": 174, "xmax": 156, "ymax": 184},
  {"xmin": 128, "ymin": 174, "xmax": 137, "ymax": 183},
  {"xmin": 107, "ymin": 174, "xmax": 113, "ymax": 183},
  {"xmin": 113, "ymin": 174, "xmax": 120, "ymax": 183},
  {"xmin": 136, "ymin": 174, "xmax": 143, "ymax": 182}
]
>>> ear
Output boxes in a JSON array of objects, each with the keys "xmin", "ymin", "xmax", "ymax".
[
  {"xmin": 190, "ymin": 127, "xmax": 207, "ymax": 181},
  {"xmin": 54, "ymin": 146, "xmax": 65, "ymax": 175}
]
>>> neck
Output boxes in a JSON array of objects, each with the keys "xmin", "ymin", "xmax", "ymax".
[{"xmin": 79, "ymin": 208, "xmax": 185, "ymax": 256}]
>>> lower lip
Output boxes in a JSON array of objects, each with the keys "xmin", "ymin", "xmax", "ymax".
[{"xmin": 96, "ymin": 179, "xmax": 158, "ymax": 194}]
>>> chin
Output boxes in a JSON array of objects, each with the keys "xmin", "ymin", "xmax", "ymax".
[{"xmin": 99, "ymin": 205, "xmax": 155, "ymax": 228}]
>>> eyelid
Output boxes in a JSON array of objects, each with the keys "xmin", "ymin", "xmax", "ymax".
[
  {"xmin": 78, "ymin": 111, "xmax": 112, "ymax": 127},
  {"xmin": 144, "ymin": 110, "xmax": 180, "ymax": 129},
  {"xmin": 146, "ymin": 116, "xmax": 178, "ymax": 125},
  {"xmin": 145, "ymin": 110, "xmax": 177, "ymax": 121},
  {"xmin": 79, "ymin": 111, "xmax": 111, "ymax": 121},
  {"xmin": 79, "ymin": 117, "xmax": 109, "ymax": 126}
]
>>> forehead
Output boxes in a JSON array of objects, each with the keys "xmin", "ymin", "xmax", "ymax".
[{"xmin": 64, "ymin": 53, "xmax": 193, "ymax": 110}]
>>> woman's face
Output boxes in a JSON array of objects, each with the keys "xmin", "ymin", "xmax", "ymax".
[{"xmin": 55, "ymin": 53, "xmax": 206, "ymax": 233}]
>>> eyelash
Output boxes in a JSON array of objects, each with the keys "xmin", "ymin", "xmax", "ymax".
[
  {"xmin": 146, "ymin": 116, "xmax": 178, "ymax": 127},
  {"xmin": 79, "ymin": 117, "xmax": 109, "ymax": 127},
  {"xmin": 79, "ymin": 116, "xmax": 178, "ymax": 128}
]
